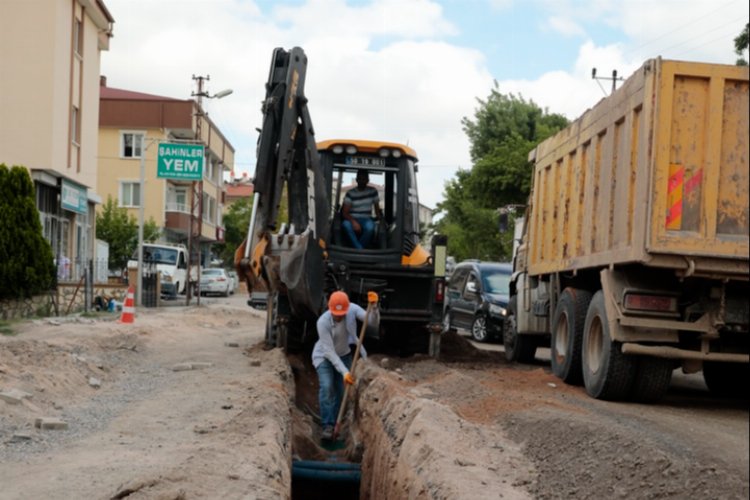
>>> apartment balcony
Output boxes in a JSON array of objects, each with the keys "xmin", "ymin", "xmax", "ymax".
[
  {"xmin": 164, "ymin": 202, "xmax": 224, "ymax": 242},
  {"xmin": 164, "ymin": 202, "xmax": 191, "ymax": 237}
]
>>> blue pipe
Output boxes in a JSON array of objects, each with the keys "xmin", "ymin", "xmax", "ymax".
[
  {"xmin": 293, "ymin": 460, "xmax": 361, "ymax": 471},
  {"xmin": 292, "ymin": 460, "xmax": 361, "ymax": 483}
]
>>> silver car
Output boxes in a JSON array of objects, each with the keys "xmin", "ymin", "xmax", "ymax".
[{"xmin": 199, "ymin": 268, "xmax": 231, "ymax": 297}]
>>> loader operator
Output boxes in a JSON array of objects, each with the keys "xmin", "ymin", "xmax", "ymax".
[
  {"xmin": 341, "ymin": 169, "xmax": 383, "ymax": 249},
  {"xmin": 313, "ymin": 290, "xmax": 378, "ymax": 440}
]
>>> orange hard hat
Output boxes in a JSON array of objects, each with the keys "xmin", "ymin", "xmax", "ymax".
[{"xmin": 328, "ymin": 291, "xmax": 350, "ymax": 317}]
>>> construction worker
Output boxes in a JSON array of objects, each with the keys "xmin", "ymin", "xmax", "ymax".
[{"xmin": 313, "ymin": 290, "xmax": 379, "ymax": 441}]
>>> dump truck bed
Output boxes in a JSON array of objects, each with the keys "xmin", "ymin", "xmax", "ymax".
[{"xmin": 527, "ymin": 58, "xmax": 749, "ymax": 277}]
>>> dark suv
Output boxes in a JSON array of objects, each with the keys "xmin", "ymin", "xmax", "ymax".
[{"xmin": 443, "ymin": 261, "xmax": 512, "ymax": 342}]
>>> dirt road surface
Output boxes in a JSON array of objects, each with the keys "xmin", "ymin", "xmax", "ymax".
[{"xmin": 1, "ymin": 295, "xmax": 747, "ymax": 499}]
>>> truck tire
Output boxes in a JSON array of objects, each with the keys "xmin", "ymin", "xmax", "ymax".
[
  {"xmin": 551, "ymin": 288, "xmax": 592, "ymax": 385},
  {"xmin": 703, "ymin": 362, "xmax": 749, "ymax": 398},
  {"xmin": 504, "ymin": 296, "xmax": 537, "ymax": 363},
  {"xmin": 471, "ymin": 315, "xmax": 490, "ymax": 343},
  {"xmin": 582, "ymin": 291, "xmax": 635, "ymax": 400},
  {"xmin": 630, "ymin": 357, "xmax": 674, "ymax": 402}
]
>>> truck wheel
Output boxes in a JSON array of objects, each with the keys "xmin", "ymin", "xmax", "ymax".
[
  {"xmin": 504, "ymin": 296, "xmax": 537, "ymax": 363},
  {"xmin": 582, "ymin": 291, "xmax": 635, "ymax": 400},
  {"xmin": 703, "ymin": 362, "xmax": 749, "ymax": 398},
  {"xmin": 551, "ymin": 288, "xmax": 592, "ymax": 385},
  {"xmin": 630, "ymin": 357, "xmax": 674, "ymax": 402},
  {"xmin": 471, "ymin": 315, "xmax": 490, "ymax": 343}
]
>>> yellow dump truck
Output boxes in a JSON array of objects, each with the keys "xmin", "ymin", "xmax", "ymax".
[{"xmin": 505, "ymin": 58, "xmax": 749, "ymax": 401}]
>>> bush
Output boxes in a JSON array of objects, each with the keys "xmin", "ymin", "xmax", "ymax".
[{"xmin": 0, "ymin": 164, "xmax": 56, "ymax": 299}]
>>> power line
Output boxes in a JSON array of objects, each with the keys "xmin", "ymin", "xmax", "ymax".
[
  {"xmin": 654, "ymin": 20, "xmax": 745, "ymax": 56},
  {"xmin": 622, "ymin": 0, "xmax": 743, "ymax": 58}
]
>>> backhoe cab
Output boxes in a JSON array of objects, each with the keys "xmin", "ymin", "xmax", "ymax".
[{"xmin": 236, "ymin": 47, "xmax": 447, "ymax": 356}]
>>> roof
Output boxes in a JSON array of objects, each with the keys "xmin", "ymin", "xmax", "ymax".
[
  {"xmin": 456, "ymin": 261, "xmax": 512, "ymax": 272},
  {"xmin": 100, "ymin": 86, "xmax": 184, "ymax": 102},
  {"xmin": 317, "ymin": 139, "xmax": 418, "ymax": 160},
  {"xmin": 226, "ymin": 184, "xmax": 254, "ymax": 198}
]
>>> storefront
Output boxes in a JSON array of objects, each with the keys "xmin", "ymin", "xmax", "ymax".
[{"xmin": 32, "ymin": 170, "xmax": 98, "ymax": 283}]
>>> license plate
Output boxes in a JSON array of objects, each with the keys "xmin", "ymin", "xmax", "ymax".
[{"xmin": 346, "ymin": 156, "xmax": 385, "ymax": 167}]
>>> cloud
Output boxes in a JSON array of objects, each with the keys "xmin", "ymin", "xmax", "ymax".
[{"xmin": 545, "ymin": 16, "xmax": 586, "ymax": 37}]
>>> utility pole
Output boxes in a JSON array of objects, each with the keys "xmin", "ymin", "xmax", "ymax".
[{"xmin": 591, "ymin": 68, "xmax": 625, "ymax": 96}]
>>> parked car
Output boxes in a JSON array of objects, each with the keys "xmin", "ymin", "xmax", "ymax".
[
  {"xmin": 199, "ymin": 268, "xmax": 231, "ymax": 297},
  {"xmin": 443, "ymin": 260, "xmax": 512, "ymax": 342},
  {"xmin": 227, "ymin": 270, "xmax": 239, "ymax": 295}
]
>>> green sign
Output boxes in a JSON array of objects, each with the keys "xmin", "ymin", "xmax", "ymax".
[
  {"xmin": 157, "ymin": 143, "xmax": 204, "ymax": 180},
  {"xmin": 61, "ymin": 179, "xmax": 88, "ymax": 214}
]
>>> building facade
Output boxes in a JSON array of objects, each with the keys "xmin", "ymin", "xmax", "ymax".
[
  {"xmin": 0, "ymin": 0, "xmax": 114, "ymax": 281},
  {"xmin": 98, "ymin": 80, "xmax": 234, "ymax": 267}
]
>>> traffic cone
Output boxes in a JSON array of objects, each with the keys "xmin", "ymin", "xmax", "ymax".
[{"xmin": 119, "ymin": 286, "xmax": 136, "ymax": 324}]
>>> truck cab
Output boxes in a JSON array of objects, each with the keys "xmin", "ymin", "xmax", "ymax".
[{"xmin": 128, "ymin": 243, "xmax": 192, "ymax": 298}]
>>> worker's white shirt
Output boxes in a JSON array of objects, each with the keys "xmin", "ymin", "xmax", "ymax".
[{"xmin": 312, "ymin": 303, "xmax": 374, "ymax": 374}]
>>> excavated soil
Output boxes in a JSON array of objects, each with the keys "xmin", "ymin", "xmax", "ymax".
[{"xmin": 1, "ymin": 301, "xmax": 748, "ymax": 499}]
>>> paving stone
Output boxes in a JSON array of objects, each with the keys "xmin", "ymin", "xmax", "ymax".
[
  {"xmin": 0, "ymin": 389, "xmax": 33, "ymax": 405},
  {"xmin": 224, "ymin": 341, "xmax": 240, "ymax": 348},
  {"xmin": 190, "ymin": 362, "xmax": 213, "ymax": 370},
  {"xmin": 34, "ymin": 417, "xmax": 69, "ymax": 430},
  {"xmin": 88, "ymin": 377, "xmax": 102, "ymax": 388},
  {"xmin": 172, "ymin": 363, "xmax": 194, "ymax": 372},
  {"xmin": 249, "ymin": 359, "xmax": 261, "ymax": 367}
]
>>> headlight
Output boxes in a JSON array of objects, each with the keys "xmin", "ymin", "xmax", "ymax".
[
  {"xmin": 162, "ymin": 274, "xmax": 173, "ymax": 283},
  {"xmin": 489, "ymin": 304, "xmax": 507, "ymax": 316}
]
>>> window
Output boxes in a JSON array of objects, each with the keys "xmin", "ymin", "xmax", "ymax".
[
  {"xmin": 73, "ymin": 18, "xmax": 83, "ymax": 56},
  {"xmin": 71, "ymin": 106, "xmax": 80, "ymax": 144},
  {"xmin": 120, "ymin": 182, "xmax": 141, "ymax": 207},
  {"xmin": 204, "ymin": 157, "xmax": 216, "ymax": 183},
  {"xmin": 202, "ymin": 193, "xmax": 216, "ymax": 223},
  {"xmin": 167, "ymin": 185, "xmax": 188, "ymax": 212},
  {"xmin": 121, "ymin": 132, "xmax": 144, "ymax": 158}
]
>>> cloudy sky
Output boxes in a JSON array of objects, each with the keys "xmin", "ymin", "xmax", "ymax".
[{"xmin": 100, "ymin": 0, "xmax": 749, "ymax": 209}]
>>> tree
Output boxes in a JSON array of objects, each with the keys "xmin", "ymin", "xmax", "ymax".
[
  {"xmin": 95, "ymin": 196, "xmax": 160, "ymax": 272},
  {"xmin": 214, "ymin": 197, "xmax": 252, "ymax": 266},
  {"xmin": 735, "ymin": 22, "xmax": 749, "ymax": 66},
  {"xmin": 434, "ymin": 88, "xmax": 568, "ymax": 262},
  {"xmin": 0, "ymin": 164, "xmax": 55, "ymax": 299}
]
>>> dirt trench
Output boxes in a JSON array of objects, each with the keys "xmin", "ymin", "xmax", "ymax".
[{"xmin": 284, "ymin": 333, "xmax": 533, "ymax": 500}]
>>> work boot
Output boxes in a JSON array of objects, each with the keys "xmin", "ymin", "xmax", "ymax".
[{"xmin": 321, "ymin": 425, "xmax": 334, "ymax": 440}]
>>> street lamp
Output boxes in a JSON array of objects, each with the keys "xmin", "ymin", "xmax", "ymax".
[{"xmin": 187, "ymin": 75, "xmax": 232, "ymax": 306}]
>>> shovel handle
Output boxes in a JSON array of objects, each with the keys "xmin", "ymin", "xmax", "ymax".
[{"xmin": 333, "ymin": 301, "xmax": 374, "ymax": 439}]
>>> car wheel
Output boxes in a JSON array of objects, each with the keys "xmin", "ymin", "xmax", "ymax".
[
  {"xmin": 442, "ymin": 309, "xmax": 452, "ymax": 333},
  {"xmin": 551, "ymin": 288, "xmax": 592, "ymax": 385},
  {"xmin": 504, "ymin": 296, "xmax": 537, "ymax": 362},
  {"xmin": 471, "ymin": 315, "xmax": 490, "ymax": 342}
]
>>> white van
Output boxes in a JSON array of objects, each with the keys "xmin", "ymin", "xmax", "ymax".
[{"xmin": 127, "ymin": 244, "xmax": 195, "ymax": 297}]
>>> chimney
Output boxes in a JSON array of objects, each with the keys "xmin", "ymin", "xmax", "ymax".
[{"xmin": 100, "ymin": 75, "xmax": 107, "ymax": 87}]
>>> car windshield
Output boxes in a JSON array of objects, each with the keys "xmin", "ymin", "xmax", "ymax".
[
  {"xmin": 202, "ymin": 270, "xmax": 223, "ymax": 276},
  {"xmin": 482, "ymin": 271, "xmax": 510, "ymax": 294},
  {"xmin": 136, "ymin": 247, "xmax": 178, "ymax": 265}
]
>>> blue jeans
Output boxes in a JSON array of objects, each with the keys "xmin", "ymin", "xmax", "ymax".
[
  {"xmin": 316, "ymin": 353, "xmax": 352, "ymax": 427},
  {"xmin": 342, "ymin": 216, "xmax": 375, "ymax": 249}
]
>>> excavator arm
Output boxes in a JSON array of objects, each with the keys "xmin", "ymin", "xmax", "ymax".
[{"xmin": 236, "ymin": 47, "xmax": 329, "ymax": 322}]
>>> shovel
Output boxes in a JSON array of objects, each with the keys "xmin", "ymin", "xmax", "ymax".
[{"xmin": 332, "ymin": 301, "xmax": 373, "ymax": 441}]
